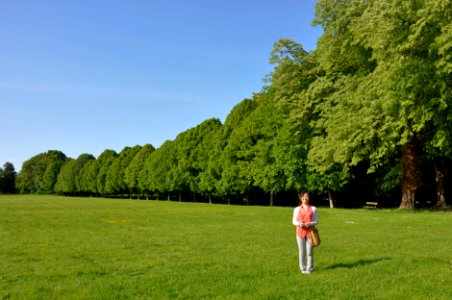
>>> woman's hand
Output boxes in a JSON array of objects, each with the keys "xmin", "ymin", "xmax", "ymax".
[{"xmin": 299, "ymin": 222, "xmax": 311, "ymax": 228}]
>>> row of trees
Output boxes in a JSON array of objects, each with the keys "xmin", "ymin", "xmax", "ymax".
[
  {"xmin": 14, "ymin": 0, "xmax": 452, "ymax": 209},
  {"xmin": 14, "ymin": 103, "xmax": 305, "ymax": 207}
]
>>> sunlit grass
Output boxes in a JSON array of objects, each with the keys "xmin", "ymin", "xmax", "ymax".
[{"xmin": 1, "ymin": 195, "xmax": 451, "ymax": 299}]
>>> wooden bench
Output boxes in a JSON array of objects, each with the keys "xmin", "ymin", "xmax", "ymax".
[{"xmin": 364, "ymin": 201, "xmax": 378, "ymax": 208}]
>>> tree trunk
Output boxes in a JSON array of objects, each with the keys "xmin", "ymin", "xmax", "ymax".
[
  {"xmin": 269, "ymin": 191, "xmax": 274, "ymax": 206},
  {"xmin": 328, "ymin": 190, "xmax": 334, "ymax": 209},
  {"xmin": 434, "ymin": 162, "xmax": 446, "ymax": 208},
  {"xmin": 399, "ymin": 134, "xmax": 422, "ymax": 210}
]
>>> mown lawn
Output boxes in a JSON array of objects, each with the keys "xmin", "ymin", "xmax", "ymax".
[{"xmin": 1, "ymin": 195, "xmax": 451, "ymax": 299}]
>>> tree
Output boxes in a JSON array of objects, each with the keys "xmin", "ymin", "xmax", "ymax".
[
  {"xmin": 411, "ymin": 0, "xmax": 452, "ymax": 208},
  {"xmin": 349, "ymin": 0, "xmax": 451, "ymax": 208},
  {"xmin": 78, "ymin": 159, "xmax": 98, "ymax": 195},
  {"xmin": 41, "ymin": 161, "xmax": 64, "ymax": 193},
  {"xmin": 16, "ymin": 150, "xmax": 67, "ymax": 193},
  {"xmin": 145, "ymin": 140, "xmax": 177, "ymax": 199},
  {"xmin": 125, "ymin": 144, "xmax": 155, "ymax": 198},
  {"xmin": 54, "ymin": 159, "xmax": 76, "ymax": 194},
  {"xmin": 171, "ymin": 118, "xmax": 222, "ymax": 202},
  {"xmin": 96, "ymin": 150, "xmax": 118, "ymax": 196},
  {"xmin": 105, "ymin": 146, "xmax": 141, "ymax": 196},
  {"xmin": 268, "ymin": 39, "xmax": 338, "ymax": 204},
  {"xmin": 54, "ymin": 153, "xmax": 94, "ymax": 195},
  {"xmin": 302, "ymin": 0, "xmax": 376, "ymax": 206},
  {"xmin": 73, "ymin": 154, "xmax": 95, "ymax": 193},
  {"xmin": 217, "ymin": 99, "xmax": 258, "ymax": 202},
  {"xmin": 1, "ymin": 162, "xmax": 17, "ymax": 193},
  {"xmin": 235, "ymin": 93, "xmax": 287, "ymax": 205},
  {"xmin": 196, "ymin": 119, "xmax": 223, "ymax": 203},
  {"xmin": 308, "ymin": 0, "xmax": 452, "ymax": 209}
]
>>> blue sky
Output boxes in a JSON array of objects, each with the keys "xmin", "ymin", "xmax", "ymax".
[{"xmin": 1, "ymin": 0, "xmax": 322, "ymax": 171}]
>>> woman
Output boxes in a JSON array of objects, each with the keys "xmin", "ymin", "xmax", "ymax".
[{"xmin": 292, "ymin": 192, "xmax": 318, "ymax": 274}]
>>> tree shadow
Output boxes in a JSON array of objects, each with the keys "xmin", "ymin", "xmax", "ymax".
[{"xmin": 321, "ymin": 257, "xmax": 391, "ymax": 270}]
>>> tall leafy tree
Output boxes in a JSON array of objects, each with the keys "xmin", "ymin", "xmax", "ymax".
[
  {"xmin": 238, "ymin": 93, "xmax": 286, "ymax": 205},
  {"xmin": 96, "ymin": 150, "xmax": 118, "ymax": 196},
  {"xmin": 196, "ymin": 119, "xmax": 223, "ymax": 203},
  {"xmin": 410, "ymin": 0, "xmax": 452, "ymax": 208},
  {"xmin": 357, "ymin": 0, "xmax": 452, "ymax": 208},
  {"xmin": 310, "ymin": 0, "xmax": 452, "ymax": 209},
  {"xmin": 105, "ymin": 146, "xmax": 141, "ymax": 196},
  {"xmin": 125, "ymin": 144, "xmax": 155, "ymax": 198},
  {"xmin": 73, "ymin": 154, "xmax": 95, "ymax": 193},
  {"xmin": 172, "ymin": 118, "xmax": 222, "ymax": 201},
  {"xmin": 304, "ymin": 0, "xmax": 376, "ymax": 206},
  {"xmin": 170, "ymin": 131, "xmax": 193, "ymax": 200},
  {"xmin": 145, "ymin": 140, "xmax": 177, "ymax": 199},
  {"xmin": 217, "ymin": 99, "xmax": 258, "ymax": 202},
  {"xmin": 54, "ymin": 159, "xmax": 76, "ymax": 194},
  {"xmin": 41, "ymin": 160, "xmax": 64, "ymax": 193},
  {"xmin": 268, "ymin": 39, "xmax": 338, "ymax": 203},
  {"xmin": 78, "ymin": 159, "xmax": 98, "ymax": 195}
]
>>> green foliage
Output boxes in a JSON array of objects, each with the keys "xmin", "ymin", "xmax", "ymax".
[
  {"xmin": 41, "ymin": 161, "xmax": 64, "ymax": 194},
  {"xmin": 78, "ymin": 159, "xmax": 98, "ymax": 195},
  {"xmin": 54, "ymin": 154, "xmax": 95, "ymax": 194},
  {"xmin": 1, "ymin": 195, "xmax": 452, "ymax": 299},
  {"xmin": 197, "ymin": 120, "xmax": 223, "ymax": 201},
  {"xmin": 242, "ymin": 93, "xmax": 287, "ymax": 203},
  {"xmin": 54, "ymin": 159, "xmax": 76, "ymax": 194},
  {"xmin": 217, "ymin": 99, "xmax": 258, "ymax": 197},
  {"xmin": 96, "ymin": 149, "xmax": 118, "ymax": 196},
  {"xmin": 105, "ymin": 146, "xmax": 141, "ymax": 196},
  {"xmin": 269, "ymin": 38, "xmax": 318, "ymax": 105},
  {"xmin": 16, "ymin": 150, "xmax": 67, "ymax": 193},
  {"xmin": 125, "ymin": 144, "xmax": 155, "ymax": 196},
  {"xmin": 144, "ymin": 140, "xmax": 176, "ymax": 196},
  {"xmin": 73, "ymin": 154, "xmax": 95, "ymax": 192},
  {"xmin": 304, "ymin": 0, "xmax": 452, "ymax": 207},
  {"xmin": 176, "ymin": 118, "xmax": 222, "ymax": 197}
]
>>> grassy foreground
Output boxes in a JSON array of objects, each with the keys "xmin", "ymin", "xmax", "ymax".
[{"xmin": 1, "ymin": 195, "xmax": 451, "ymax": 299}]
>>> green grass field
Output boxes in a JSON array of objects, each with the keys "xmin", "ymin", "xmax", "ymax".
[{"xmin": 1, "ymin": 195, "xmax": 451, "ymax": 299}]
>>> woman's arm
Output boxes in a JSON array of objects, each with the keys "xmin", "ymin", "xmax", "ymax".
[
  {"xmin": 292, "ymin": 206, "xmax": 300, "ymax": 226},
  {"xmin": 310, "ymin": 206, "xmax": 318, "ymax": 225}
]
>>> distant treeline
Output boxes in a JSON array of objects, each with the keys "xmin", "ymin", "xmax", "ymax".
[{"xmin": 11, "ymin": 0, "xmax": 452, "ymax": 209}]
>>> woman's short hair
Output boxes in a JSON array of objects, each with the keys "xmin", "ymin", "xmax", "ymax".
[{"xmin": 298, "ymin": 191, "xmax": 309, "ymax": 197}]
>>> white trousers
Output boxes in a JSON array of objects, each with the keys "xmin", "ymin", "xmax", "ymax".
[{"xmin": 296, "ymin": 236, "xmax": 314, "ymax": 273}]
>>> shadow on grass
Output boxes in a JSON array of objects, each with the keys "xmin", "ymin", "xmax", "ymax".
[{"xmin": 321, "ymin": 257, "xmax": 391, "ymax": 270}]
